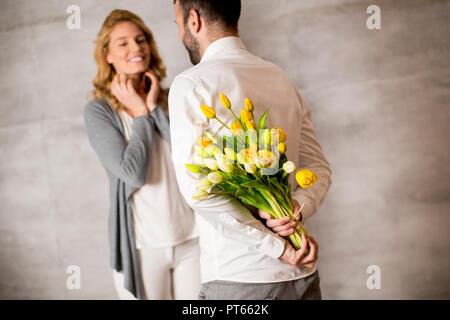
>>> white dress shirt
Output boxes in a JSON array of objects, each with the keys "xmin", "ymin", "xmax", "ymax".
[
  {"xmin": 119, "ymin": 110, "xmax": 198, "ymax": 249},
  {"xmin": 169, "ymin": 37, "xmax": 331, "ymax": 283}
]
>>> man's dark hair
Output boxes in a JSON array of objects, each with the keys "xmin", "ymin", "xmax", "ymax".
[{"xmin": 175, "ymin": 0, "xmax": 241, "ymax": 31}]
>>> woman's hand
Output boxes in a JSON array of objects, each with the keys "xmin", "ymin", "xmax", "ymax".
[
  {"xmin": 111, "ymin": 73, "xmax": 149, "ymax": 117},
  {"xmin": 142, "ymin": 69, "xmax": 161, "ymax": 112}
]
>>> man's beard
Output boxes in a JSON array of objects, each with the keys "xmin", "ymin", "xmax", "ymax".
[{"xmin": 183, "ymin": 26, "xmax": 201, "ymax": 65}]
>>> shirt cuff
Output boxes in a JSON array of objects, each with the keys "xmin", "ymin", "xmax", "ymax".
[{"xmin": 256, "ymin": 232, "xmax": 286, "ymax": 259}]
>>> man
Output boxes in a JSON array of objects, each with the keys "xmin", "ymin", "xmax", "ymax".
[{"xmin": 169, "ymin": 0, "xmax": 332, "ymax": 300}]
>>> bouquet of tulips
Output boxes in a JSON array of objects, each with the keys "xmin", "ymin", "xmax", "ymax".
[{"xmin": 185, "ymin": 93, "xmax": 318, "ymax": 250}]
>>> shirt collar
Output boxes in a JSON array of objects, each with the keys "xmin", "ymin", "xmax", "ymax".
[{"xmin": 200, "ymin": 36, "xmax": 247, "ymax": 63}]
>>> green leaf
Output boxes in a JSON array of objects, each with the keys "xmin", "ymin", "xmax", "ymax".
[
  {"xmin": 240, "ymin": 180, "xmax": 270, "ymax": 190},
  {"xmin": 257, "ymin": 108, "xmax": 269, "ymax": 130}
]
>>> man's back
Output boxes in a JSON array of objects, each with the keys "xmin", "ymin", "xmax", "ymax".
[{"xmin": 169, "ymin": 37, "xmax": 331, "ymax": 283}]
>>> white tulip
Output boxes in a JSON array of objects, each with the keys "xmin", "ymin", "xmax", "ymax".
[
  {"xmin": 192, "ymin": 189, "xmax": 209, "ymax": 201},
  {"xmin": 244, "ymin": 163, "xmax": 256, "ymax": 174},
  {"xmin": 207, "ymin": 172, "xmax": 223, "ymax": 184},
  {"xmin": 204, "ymin": 158, "xmax": 219, "ymax": 170},
  {"xmin": 283, "ymin": 161, "xmax": 296, "ymax": 174},
  {"xmin": 196, "ymin": 177, "xmax": 213, "ymax": 190}
]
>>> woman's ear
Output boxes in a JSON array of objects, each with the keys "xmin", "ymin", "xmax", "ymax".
[{"xmin": 104, "ymin": 48, "xmax": 112, "ymax": 64}]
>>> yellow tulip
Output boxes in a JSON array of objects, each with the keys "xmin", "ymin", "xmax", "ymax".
[
  {"xmin": 197, "ymin": 137, "xmax": 212, "ymax": 148},
  {"xmin": 271, "ymin": 127, "xmax": 287, "ymax": 143},
  {"xmin": 295, "ymin": 169, "xmax": 318, "ymax": 188},
  {"xmin": 245, "ymin": 97, "xmax": 254, "ymax": 112},
  {"xmin": 230, "ymin": 122, "xmax": 243, "ymax": 136},
  {"xmin": 200, "ymin": 105, "xmax": 216, "ymax": 119},
  {"xmin": 220, "ymin": 93, "xmax": 231, "ymax": 109},
  {"xmin": 245, "ymin": 121, "xmax": 255, "ymax": 130},
  {"xmin": 278, "ymin": 142, "xmax": 286, "ymax": 154},
  {"xmin": 241, "ymin": 109, "xmax": 253, "ymax": 123}
]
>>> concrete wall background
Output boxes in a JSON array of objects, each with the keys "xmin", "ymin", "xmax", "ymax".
[{"xmin": 0, "ymin": 0, "xmax": 449, "ymax": 299}]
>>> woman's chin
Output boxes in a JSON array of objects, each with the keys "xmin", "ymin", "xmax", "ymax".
[{"xmin": 125, "ymin": 64, "xmax": 148, "ymax": 75}]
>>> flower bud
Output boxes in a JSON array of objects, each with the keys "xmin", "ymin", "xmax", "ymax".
[
  {"xmin": 282, "ymin": 161, "xmax": 296, "ymax": 174},
  {"xmin": 220, "ymin": 93, "xmax": 231, "ymax": 109},
  {"xmin": 237, "ymin": 151, "xmax": 246, "ymax": 165},
  {"xmin": 245, "ymin": 97, "xmax": 254, "ymax": 112},
  {"xmin": 278, "ymin": 142, "xmax": 286, "ymax": 154},
  {"xmin": 219, "ymin": 162, "xmax": 234, "ymax": 173},
  {"xmin": 245, "ymin": 121, "xmax": 255, "ymax": 130},
  {"xmin": 215, "ymin": 154, "xmax": 234, "ymax": 173},
  {"xmin": 185, "ymin": 164, "xmax": 201, "ymax": 174},
  {"xmin": 271, "ymin": 127, "xmax": 287, "ymax": 143},
  {"xmin": 230, "ymin": 122, "xmax": 243, "ymax": 136},
  {"xmin": 240, "ymin": 109, "xmax": 253, "ymax": 123},
  {"xmin": 196, "ymin": 177, "xmax": 213, "ymax": 190},
  {"xmin": 207, "ymin": 172, "xmax": 223, "ymax": 184},
  {"xmin": 204, "ymin": 158, "xmax": 219, "ymax": 170},
  {"xmin": 244, "ymin": 163, "xmax": 256, "ymax": 174},
  {"xmin": 192, "ymin": 189, "xmax": 209, "ymax": 201},
  {"xmin": 200, "ymin": 105, "xmax": 216, "ymax": 119},
  {"xmin": 197, "ymin": 136, "xmax": 212, "ymax": 148}
]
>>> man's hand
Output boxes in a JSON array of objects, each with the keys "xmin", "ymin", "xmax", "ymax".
[
  {"xmin": 279, "ymin": 233, "xmax": 318, "ymax": 268},
  {"xmin": 258, "ymin": 199, "xmax": 302, "ymax": 237}
]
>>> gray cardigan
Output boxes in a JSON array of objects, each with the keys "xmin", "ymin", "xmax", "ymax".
[{"xmin": 84, "ymin": 98, "xmax": 171, "ymax": 300}]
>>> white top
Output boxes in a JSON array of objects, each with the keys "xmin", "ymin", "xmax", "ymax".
[
  {"xmin": 119, "ymin": 110, "xmax": 198, "ymax": 249},
  {"xmin": 169, "ymin": 37, "xmax": 332, "ymax": 283}
]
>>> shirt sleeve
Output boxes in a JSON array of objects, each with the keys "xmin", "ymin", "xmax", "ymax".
[
  {"xmin": 84, "ymin": 101, "xmax": 155, "ymax": 188},
  {"xmin": 291, "ymin": 89, "xmax": 332, "ymax": 220},
  {"xmin": 168, "ymin": 75, "xmax": 286, "ymax": 259}
]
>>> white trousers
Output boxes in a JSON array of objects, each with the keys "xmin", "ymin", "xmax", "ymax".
[{"xmin": 112, "ymin": 237, "xmax": 201, "ymax": 300}]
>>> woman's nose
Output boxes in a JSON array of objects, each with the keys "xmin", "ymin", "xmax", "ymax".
[{"xmin": 129, "ymin": 40, "xmax": 142, "ymax": 52}]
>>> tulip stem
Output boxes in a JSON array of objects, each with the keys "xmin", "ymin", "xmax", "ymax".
[
  {"xmin": 229, "ymin": 109, "xmax": 240, "ymax": 124},
  {"xmin": 215, "ymin": 117, "xmax": 231, "ymax": 130}
]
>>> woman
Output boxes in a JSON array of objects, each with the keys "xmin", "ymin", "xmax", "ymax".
[{"xmin": 84, "ymin": 9, "xmax": 200, "ymax": 300}]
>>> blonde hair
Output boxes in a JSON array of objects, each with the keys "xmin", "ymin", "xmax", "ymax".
[{"xmin": 91, "ymin": 9, "xmax": 167, "ymax": 112}]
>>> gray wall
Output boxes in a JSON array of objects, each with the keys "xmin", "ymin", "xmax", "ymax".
[{"xmin": 0, "ymin": 0, "xmax": 449, "ymax": 299}]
